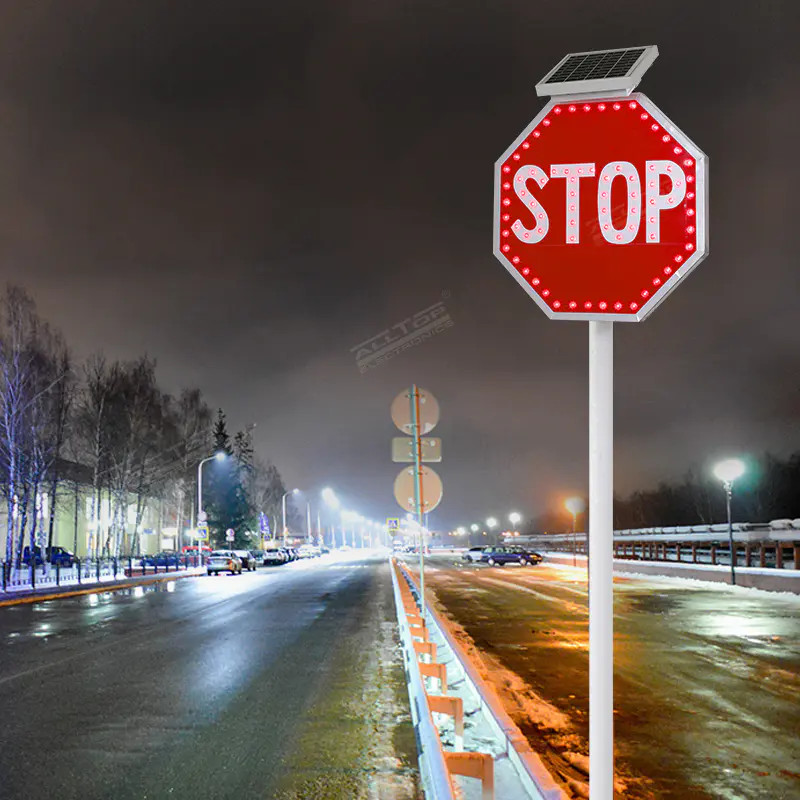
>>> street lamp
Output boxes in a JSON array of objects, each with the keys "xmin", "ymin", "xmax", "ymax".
[
  {"xmin": 713, "ymin": 458, "xmax": 746, "ymax": 585},
  {"xmin": 509, "ymin": 511, "xmax": 522, "ymax": 531},
  {"xmin": 565, "ymin": 496, "xmax": 586, "ymax": 567},
  {"xmin": 282, "ymin": 488, "xmax": 299, "ymax": 545},
  {"xmin": 196, "ymin": 452, "xmax": 226, "ymax": 564}
]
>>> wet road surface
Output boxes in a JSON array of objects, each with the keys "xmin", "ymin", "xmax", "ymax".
[
  {"xmin": 404, "ymin": 553, "xmax": 800, "ymax": 799},
  {"xmin": 0, "ymin": 552, "xmax": 420, "ymax": 800}
]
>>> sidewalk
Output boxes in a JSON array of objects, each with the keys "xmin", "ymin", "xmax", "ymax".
[{"xmin": 0, "ymin": 566, "xmax": 205, "ymax": 607}]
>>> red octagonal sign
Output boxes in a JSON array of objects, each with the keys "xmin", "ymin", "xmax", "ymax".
[{"xmin": 493, "ymin": 94, "xmax": 708, "ymax": 321}]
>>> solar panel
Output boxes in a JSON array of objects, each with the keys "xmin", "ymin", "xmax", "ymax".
[{"xmin": 536, "ymin": 46, "xmax": 658, "ymax": 98}]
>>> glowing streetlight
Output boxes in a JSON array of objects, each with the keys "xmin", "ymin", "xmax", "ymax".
[
  {"xmin": 456, "ymin": 526, "xmax": 466, "ymax": 536},
  {"xmin": 196, "ymin": 452, "xmax": 226, "ymax": 562},
  {"xmin": 322, "ymin": 487, "xmax": 339, "ymax": 509},
  {"xmin": 508, "ymin": 512, "xmax": 522, "ymax": 532},
  {"xmin": 713, "ymin": 458, "xmax": 746, "ymax": 585},
  {"xmin": 470, "ymin": 524, "xmax": 479, "ymax": 533},
  {"xmin": 486, "ymin": 517, "xmax": 497, "ymax": 528},
  {"xmin": 564, "ymin": 496, "xmax": 586, "ymax": 567}
]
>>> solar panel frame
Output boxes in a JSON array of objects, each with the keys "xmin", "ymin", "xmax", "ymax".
[{"xmin": 536, "ymin": 46, "xmax": 658, "ymax": 98}]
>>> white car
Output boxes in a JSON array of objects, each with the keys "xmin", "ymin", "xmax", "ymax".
[
  {"xmin": 462, "ymin": 546, "xmax": 487, "ymax": 562},
  {"xmin": 297, "ymin": 544, "xmax": 321, "ymax": 559}
]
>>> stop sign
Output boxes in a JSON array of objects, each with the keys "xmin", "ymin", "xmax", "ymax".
[{"xmin": 493, "ymin": 94, "xmax": 707, "ymax": 321}]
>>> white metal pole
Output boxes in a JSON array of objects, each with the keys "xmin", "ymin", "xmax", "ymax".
[
  {"xmin": 589, "ymin": 320, "xmax": 614, "ymax": 799},
  {"xmin": 196, "ymin": 457, "xmax": 208, "ymax": 567},
  {"xmin": 306, "ymin": 502, "xmax": 312, "ymax": 543},
  {"xmin": 726, "ymin": 483, "xmax": 736, "ymax": 585},
  {"xmin": 282, "ymin": 493, "xmax": 287, "ymax": 546},
  {"xmin": 410, "ymin": 385, "xmax": 426, "ymax": 615}
]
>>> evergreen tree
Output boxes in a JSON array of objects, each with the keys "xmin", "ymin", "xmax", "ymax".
[
  {"xmin": 212, "ymin": 408, "xmax": 233, "ymax": 456},
  {"xmin": 205, "ymin": 409, "xmax": 250, "ymax": 547}
]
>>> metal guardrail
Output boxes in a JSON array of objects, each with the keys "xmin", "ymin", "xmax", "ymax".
[
  {"xmin": 389, "ymin": 559, "xmax": 456, "ymax": 800},
  {"xmin": 392, "ymin": 559, "xmax": 568, "ymax": 800},
  {"xmin": 515, "ymin": 533, "xmax": 800, "ymax": 570}
]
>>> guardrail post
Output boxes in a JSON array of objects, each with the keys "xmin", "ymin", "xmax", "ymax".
[
  {"xmin": 776, "ymin": 544, "xmax": 783, "ymax": 570},
  {"xmin": 96, "ymin": 559, "xmax": 101, "ymax": 582},
  {"xmin": 759, "ymin": 542, "xmax": 766, "ymax": 568},
  {"xmin": 710, "ymin": 544, "xmax": 717, "ymax": 565},
  {"xmin": 794, "ymin": 544, "xmax": 799, "ymax": 571},
  {"xmin": 428, "ymin": 694, "xmax": 465, "ymax": 752},
  {"xmin": 56, "ymin": 562, "xmax": 60, "ymax": 587},
  {"xmin": 675, "ymin": 543, "xmax": 681, "ymax": 562},
  {"xmin": 413, "ymin": 640, "xmax": 437, "ymax": 664},
  {"xmin": 2, "ymin": 561, "xmax": 6, "ymax": 591},
  {"xmin": 419, "ymin": 662, "xmax": 448, "ymax": 695},
  {"xmin": 745, "ymin": 544, "xmax": 752, "ymax": 567},
  {"xmin": 30, "ymin": 561, "xmax": 36, "ymax": 590},
  {"xmin": 445, "ymin": 752, "xmax": 494, "ymax": 800},
  {"xmin": 411, "ymin": 624, "xmax": 430, "ymax": 642}
]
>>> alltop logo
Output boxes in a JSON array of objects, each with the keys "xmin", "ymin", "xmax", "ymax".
[{"xmin": 351, "ymin": 299, "xmax": 454, "ymax": 373}]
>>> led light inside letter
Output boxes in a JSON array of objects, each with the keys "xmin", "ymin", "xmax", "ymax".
[
  {"xmin": 598, "ymin": 161, "xmax": 641, "ymax": 244},
  {"xmin": 645, "ymin": 160, "xmax": 687, "ymax": 242},
  {"xmin": 550, "ymin": 163, "xmax": 595, "ymax": 243},
  {"xmin": 512, "ymin": 165, "xmax": 549, "ymax": 244}
]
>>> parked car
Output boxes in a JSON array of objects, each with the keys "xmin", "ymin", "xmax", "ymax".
[
  {"xmin": 181, "ymin": 545, "xmax": 212, "ymax": 556},
  {"xmin": 520, "ymin": 548, "xmax": 544, "ymax": 565},
  {"xmin": 206, "ymin": 550, "xmax": 243, "ymax": 575},
  {"xmin": 232, "ymin": 549, "xmax": 258, "ymax": 571},
  {"xmin": 262, "ymin": 547, "xmax": 287, "ymax": 566},
  {"xmin": 480, "ymin": 546, "xmax": 542, "ymax": 566},
  {"xmin": 284, "ymin": 547, "xmax": 299, "ymax": 562},
  {"xmin": 22, "ymin": 545, "xmax": 76, "ymax": 567},
  {"xmin": 297, "ymin": 544, "xmax": 321, "ymax": 558},
  {"xmin": 462, "ymin": 546, "xmax": 487, "ymax": 563},
  {"xmin": 141, "ymin": 551, "xmax": 181, "ymax": 568}
]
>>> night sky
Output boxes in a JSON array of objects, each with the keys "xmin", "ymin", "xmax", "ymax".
[{"xmin": 0, "ymin": 1, "xmax": 797, "ymax": 528}]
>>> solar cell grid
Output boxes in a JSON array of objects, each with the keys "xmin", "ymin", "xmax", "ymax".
[{"xmin": 545, "ymin": 47, "xmax": 647, "ymax": 84}]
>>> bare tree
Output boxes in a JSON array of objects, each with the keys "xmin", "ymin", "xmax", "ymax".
[
  {"xmin": 74, "ymin": 355, "xmax": 122, "ymax": 557},
  {"xmin": 0, "ymin": 286, "xmax": 71, "ymax": 565}
]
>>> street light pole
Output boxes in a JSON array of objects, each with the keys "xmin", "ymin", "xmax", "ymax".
[
  {"xmin": 724, "ymin": 481, "xmax": 735, "ymax": 585},
  {"xmin": 197, "ymin": 452, "xmax": 225, "ymax": 565},
  {"xmin": 713, "ymin": 459, "xmax": 745, "ymax": 587},
  {"xmin": 282, "ymin": 488, "xmax": 298, "ymax": 546}
]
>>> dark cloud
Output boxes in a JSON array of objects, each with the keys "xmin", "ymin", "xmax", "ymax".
[{"xmin": 0, "ymin": 0, "xmax": 797, "ymax": 527}]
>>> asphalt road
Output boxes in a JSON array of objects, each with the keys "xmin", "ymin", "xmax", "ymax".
[
  {"xmin": 405, "ymin": 552, "xmax": 800, "ymax": 800},
  {"xmin": 0, "ymin": 551, "xmax": 420, "ymax": 800}
]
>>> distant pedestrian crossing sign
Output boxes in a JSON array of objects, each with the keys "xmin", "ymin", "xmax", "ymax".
[
  {"xmin": 386, "ymin": 518, "xmax": 400, "ymax": 532},
  {"xmin": 196, "ymin": 526, "xmax": 209, "ymax": 540}
]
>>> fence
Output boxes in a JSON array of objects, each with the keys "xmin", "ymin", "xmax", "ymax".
[
  {"xmin": 0, "ymin": 555, "xmax": 205, "ymax": 594},
  {"xmin": 514, "ymin": 519, "xmax": 800, "ymax": 571}
]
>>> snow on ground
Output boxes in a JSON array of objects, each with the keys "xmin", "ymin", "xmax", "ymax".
[{"xmin": 541, "ymin": 552, "xmax": 800, "ymax": 601}]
